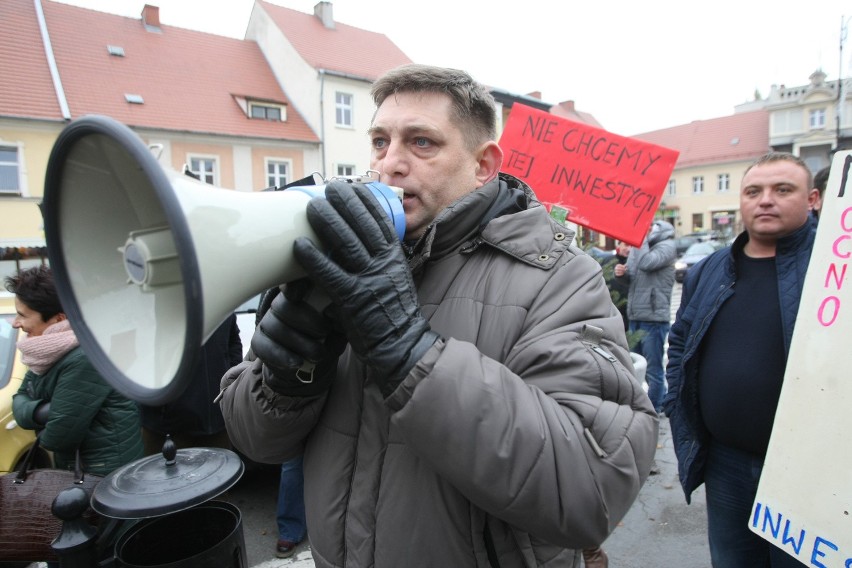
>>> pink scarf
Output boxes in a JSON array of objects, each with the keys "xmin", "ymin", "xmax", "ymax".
[{"xmin": 17, "ymin": 320, "xmax": 80, "ymax": 375}]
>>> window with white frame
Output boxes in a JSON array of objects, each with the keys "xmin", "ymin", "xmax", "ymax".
[
  {"xmin": 809, "ymin": 108, "xmax": 826, "ymax": 129},
  {"xmin": 336, "ymin": 164, "xmax": 356, "ymax": 177},
  {"xmin": 717, "ymin": 173, "xmax": 730, "ymax": 192},
  {"xmin": 188, "ymin": 156, "xmax": 217, "ymax": 185},
  {"xmin": 0, "ymin": 145, "xmax": 20, "ymax": 194},
  {"xmin": 667, "ymin": 179, "xmax": 676, "ymax": 196},
  {"xmin": 692, "ymin": 176, "xmax": 704, "ymax": 194},
  {"xmin": 772, "ymin": 108, "xmax": 804, "ymax": 134},
  {"xmin": 335, "ymin": 92, "xmax": 353, "ymax": 127},
  {"xmin": 266, "ymin": 159, "xmax": 290, "ymax": 188}
]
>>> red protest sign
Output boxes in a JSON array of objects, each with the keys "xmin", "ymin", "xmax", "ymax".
[{"xmin": 498, "ymin": 104, "xmax": 679, "ymax": 246}]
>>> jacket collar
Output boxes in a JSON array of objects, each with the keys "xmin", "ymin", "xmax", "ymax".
[
  {"xmin": 405, "ymin": 174, "xmax": 522, "ymax": 264},
  {"xmin": 729, "ymin": 215, "xmax": 816, "ymax": 262},
  {"xmin": 405, "ymin": 173, "xmax": 574, "ymax": 272}
]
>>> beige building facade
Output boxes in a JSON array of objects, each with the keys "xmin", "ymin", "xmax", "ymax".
[
  {"xmin": 760, "ymin": 69, "xmax": 852, "ymax": 173},
  {"xmin": 631, "ymin": 69, "xmax": 850, "ymax": 248},
  {"xmin": 633, "ymin": 110, "xmax": 771, "ymax": 244},
  {"xmin": 662, "ymin": 160, "xmax": 746, "ymax": 240}
]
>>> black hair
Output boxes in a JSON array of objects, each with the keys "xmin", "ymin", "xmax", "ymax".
[
  {"xmin": 4, "ymin": 265, "xmax": 62, "ymax": 322},
  {"xmin": 813, "ymin": 166, "xmax": 830, "ymax": 197}
]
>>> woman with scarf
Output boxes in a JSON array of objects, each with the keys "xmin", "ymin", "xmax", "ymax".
[{"xmin": 8, "ymin": 266, "xmax": 142, "ymax": 476}]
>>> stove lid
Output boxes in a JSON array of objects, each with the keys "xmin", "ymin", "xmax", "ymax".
[{"xmin": 91, "ymin": 445, "xmax": 244, "ymax": 519}]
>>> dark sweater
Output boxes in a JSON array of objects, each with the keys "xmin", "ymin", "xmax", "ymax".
[{"xmin": 697, "ymin": 253, "xmax": 786, "ymax": 456}]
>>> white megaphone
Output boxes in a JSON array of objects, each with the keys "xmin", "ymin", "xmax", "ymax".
[{"xmin": 41, "ymin": 115, "xmax": 405, "ymax": 405}]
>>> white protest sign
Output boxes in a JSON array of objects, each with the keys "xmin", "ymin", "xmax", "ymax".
[{"xmin": 750, "ymin": 150, "xmax": 852, "ymax": 567}]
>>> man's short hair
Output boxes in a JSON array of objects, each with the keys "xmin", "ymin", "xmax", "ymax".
[
  {"xmin": 370, "ymin": 64, "xmax": 497, "ymax": 151},
  {"xmin": 743, "ymin": 152, "xmax": 813, "ymax": 190},
  {"xmin": 5, "ymin": 265, "xmax": 62, "ymax": 322}
]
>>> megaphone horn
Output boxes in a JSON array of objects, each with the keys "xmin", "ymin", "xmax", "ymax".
[{"xmin": 42, "ymin": 115, "xmax": 404, "ymax": 405}]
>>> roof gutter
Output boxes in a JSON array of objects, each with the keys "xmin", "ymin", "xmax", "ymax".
[
  {"xmin": 317, "ymin": 68, "xmax": 373, "ymax": 84},
  {"xmin": 34, "ymin": 0, "xmax": 71, "ymax": 120}
]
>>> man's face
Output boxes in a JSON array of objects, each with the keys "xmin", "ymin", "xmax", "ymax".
[
  {"xmin": 13, "ymin": 297, "xmax": 59, "ymax": 337},
  {"xmin": 740, "ymin": 161, "xmax": 817, "ymax": 243},
  {"xmin": 369, "ymin": 92, "xmax": 489, "ymax": 240}
]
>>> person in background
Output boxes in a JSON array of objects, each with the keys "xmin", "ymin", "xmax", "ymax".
[
  {"xmin": 9, "ymin": 265, "xmax": 142, "ymax": 476},
  {"xmin": 583, "ymin": 241, "xmax": 632, "ymax": 568},
  {"xmin": 664, "ymin": 152, "xmax": 818, "ymax": 567},
  {"xmin": 247, "ymin": 285, "xmax": 309, "ymax": 560},
  {"xmin": 614, "ymin": 220, "xmax": 676, "ymax": 414},
  {"xmin": 812, "ymin": 165, "xmax": 830, "ymax": 222},
  {"xmin": 220, "ymin": 63, "xmax": 657, "ymax": 567},
  {"xmin": 276, "ymin": 454, "xmax": 306, "ymax": 558},
  {"xmin": 580, "ymin": 241, "xmax": 632, "ymax": 568},
  {"xmin": 139, "ymin": 314, "xmax": 242, "ymax": 455},
  {"xmin": 243, "ymin": 285, "xmax": 308, "ymax": 560},
  {"xmin": 610, "ymin": 240, "xmax": 631, "ymax": 330}
]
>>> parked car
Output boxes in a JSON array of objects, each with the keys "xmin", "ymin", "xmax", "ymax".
[
  {"xmin": 673, "ymin": 234, "xmax": 704, "ymax": 257},
  {"xmin": 674, "ymin": 241, "xmax": 726, "ymax": 283},
  {"xmin": 0, "ymin": 294, "xmax": 52, "ymax": 473}
]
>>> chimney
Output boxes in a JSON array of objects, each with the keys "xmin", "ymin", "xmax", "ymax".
[
  {"xmin": 526, "ymin": 91, "xmax": 542, "ymax": 100},
  {"xmin": 559, "ymin": 100, "xmax": 576, "ymax": 112},
  {"xmin": 141, "ymin": 4, "xmax": 160, "ymax": 30},
  {"xmin": 314, "ymin": 2, "xmax": 335, "ymax": 29}
]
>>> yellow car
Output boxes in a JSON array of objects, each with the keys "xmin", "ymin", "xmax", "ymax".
[{"xmin": 0, "ymin": 293, "xmax": 51, "ymax": 473}]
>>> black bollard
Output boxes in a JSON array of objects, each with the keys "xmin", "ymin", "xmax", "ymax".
[{"xmin": 51, "ymin": 485, "xmax": 98, "ymax": 568}]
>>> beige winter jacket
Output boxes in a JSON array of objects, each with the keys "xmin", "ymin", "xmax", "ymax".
[{"xmin": 220, "ymin": 174, "xmax": 658, "ymax": 567}]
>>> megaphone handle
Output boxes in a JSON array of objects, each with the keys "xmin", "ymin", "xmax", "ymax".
[{"xmin": 285, "ymin": 284, "xmax": 333, "ymax": 382}]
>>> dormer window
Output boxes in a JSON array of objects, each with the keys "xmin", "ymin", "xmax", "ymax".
[{"xmin": 250, "ymin": 103, "xmax": 284, "ymax": 121}]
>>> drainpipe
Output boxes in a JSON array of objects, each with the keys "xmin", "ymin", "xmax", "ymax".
[
  {"xmin": 319, "ymin": 69, "xmax": 327, "ymax": 177},
  {"xmin": 34, "ymin": 0, "xmax": 71, "ymax": 120}
]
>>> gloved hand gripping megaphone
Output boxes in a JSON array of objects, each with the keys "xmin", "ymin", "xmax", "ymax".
[{"xmin": 42, "ymin": 115, "xmax": 404, "ymax": 405}]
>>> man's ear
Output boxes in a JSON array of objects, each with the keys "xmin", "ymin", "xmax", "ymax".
[
  {"xmin": 474, "ymin": 141, "xmax": 503, "ymax": 187},
  {"xmin": 807, "ymin": 187, "xmax": 820, "ymax": 210}
]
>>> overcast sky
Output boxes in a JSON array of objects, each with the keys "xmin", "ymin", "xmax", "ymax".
[{"xmin": 57, "ymin": 0, "xmax": 851, "ymax": 136}]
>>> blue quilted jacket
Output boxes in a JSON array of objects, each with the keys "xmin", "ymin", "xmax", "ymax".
[{"xmin": 662, "ymin": 218, "xmax": 816, "ymax": 502}]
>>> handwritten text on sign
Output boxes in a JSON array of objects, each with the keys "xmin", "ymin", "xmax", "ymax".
[
  {"xmin": 816, "ymin": 155, "xmax": 852, "ymax": 327},
  {"xmin": 752, "ymin": 501, "xmax": 851, "ymax": 567},
  {"xmin": 498, "ymin": 104, "xmax": 679, "ymax": 246}
]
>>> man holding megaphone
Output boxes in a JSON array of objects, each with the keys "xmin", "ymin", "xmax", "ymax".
[{"xmin": 219, "ymin": 64, "xmax": 658, "ymax": 568}]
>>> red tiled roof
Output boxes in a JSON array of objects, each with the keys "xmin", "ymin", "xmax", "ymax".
[
  {"xmin": 2, "ymin": 0, "xmax": 318, "ymax": 142},
  {"xmin": 259, "ymin": 0, "xmax": 412, "ymax": 81},
  {"xmin": 631, "ymin": 110, "xmax": 770, "ymax": 168},
  {"xmin": 550, "ymin": 100, "xmax": 603, "ymax": 129},
  {"xmin": 0, "ymin": 0, "xmax": 65, "ymax": 120}
]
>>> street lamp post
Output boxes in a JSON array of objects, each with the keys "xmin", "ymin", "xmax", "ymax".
[{"xmin": 838, "ymin": 15, "xmax": 850, "ymax": 150}]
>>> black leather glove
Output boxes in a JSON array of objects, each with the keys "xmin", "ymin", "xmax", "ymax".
[
  {"xmin": 33, "ymin": 401, "xmax": 50, "ymax": 426},
  {"xmin": 293, "ymin": 181, "xmax": 441, "ymax": 398},
  {"xmin": 250, "ymin": 280, "xmax": 346, "ymax": 397}
]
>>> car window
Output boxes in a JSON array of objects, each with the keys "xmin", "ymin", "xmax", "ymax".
[
  {"xmin": 684, "ymin": 242, "xmax": 717, "ymax": 255},
  {"xmin": 0, "ymin": 318, "xmax": 17, "ymax": 390}
]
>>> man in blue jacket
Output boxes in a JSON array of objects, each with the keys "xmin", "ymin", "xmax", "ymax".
[{"xmin": 663, "ymin": 152, "xmax": 819, "ymax": 567}]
